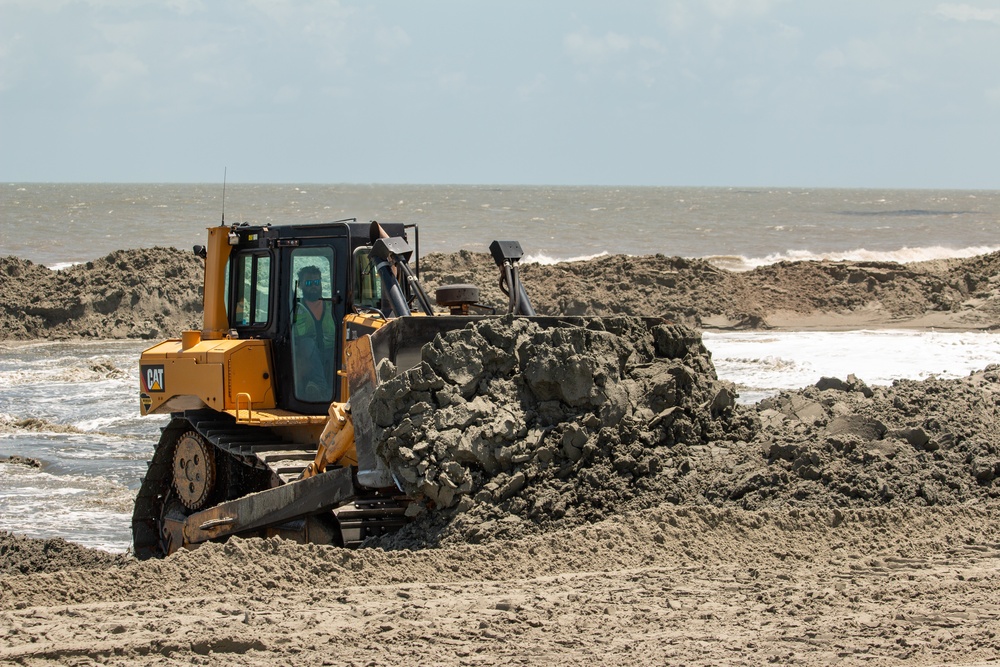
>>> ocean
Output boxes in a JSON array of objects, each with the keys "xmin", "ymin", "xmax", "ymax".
[
  {"xmin": 4, "ymin": 183, "xmax": 1000, "ymax": 269},
  {"xmin": 2, "ymin": 182, "xmax": 1000, "ymax": 552}
]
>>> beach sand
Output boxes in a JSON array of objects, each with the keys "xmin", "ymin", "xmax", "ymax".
[
  {"xmin": 4, "ymin": 249, "xmax": 1000, "ymax": 340},
  {"xmin": 2, "ymin": 249, "xmax": 1000, "ymax": 665}
]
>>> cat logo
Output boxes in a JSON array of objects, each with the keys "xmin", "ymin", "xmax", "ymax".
[{"xmin": 142, "ymin": 365, "xmax": 165, "ymax": 393}]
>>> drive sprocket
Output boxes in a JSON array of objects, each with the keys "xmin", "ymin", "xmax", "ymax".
[{"xmin": 172, "ymin": 431, "xmax": 216, "ymax": 510}]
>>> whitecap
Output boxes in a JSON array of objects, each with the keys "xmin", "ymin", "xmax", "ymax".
[
  {"xmin": 521, "ymin": 250, "xmax": 611, "ymax": 265},
  {"xmin": 706, "ymin": 245, "xmax": 1000, "ymax": 271},
  {"xmin": 48, "ymin": 261, "xmax": 81, "ymax": 271}
]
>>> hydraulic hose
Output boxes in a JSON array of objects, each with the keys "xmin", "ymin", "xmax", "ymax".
[
  {"xmin": 397, "ymin": 261, "xmax": 436, "ymax": 316},
  {"xmin": 373, "ymin": 257, "xmax": 410, "ymax": 317},
  {"xmin": 501, "ymin": 263, "xmax": 518, "ymax": 314},
  {"xmin": 499, "ymin": 262, "xmax": 535, "ymax": 316},
  {"xmin": 511, "ymin": 264, "xmax": 536, "ymax": 316}
]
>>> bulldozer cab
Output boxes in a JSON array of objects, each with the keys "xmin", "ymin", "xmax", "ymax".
[{"xmin": 223, "ymin": 221, "xmax": 410, "ymax": 415}]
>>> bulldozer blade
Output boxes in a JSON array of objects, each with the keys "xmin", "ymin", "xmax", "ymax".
[
  {"xmin": 346, "ymin": 331, "xmax": 393, "ymax": 488},
  {"xmin": 181, "ymin": 466, "xmax": 354, "ymax": 546}
]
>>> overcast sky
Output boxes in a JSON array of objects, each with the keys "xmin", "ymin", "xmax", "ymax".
[{"xmin": 2, "ymin": 1, "xmax": 999, "ymax": 188}]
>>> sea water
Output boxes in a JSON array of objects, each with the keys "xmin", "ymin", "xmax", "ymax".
[
  {"xmin": 0, "ymin": 341, "xmax": 152, "ymax": 552},
  {"xmin": 4, "ymin": 183, "xmax": 1000, "ymax": 269},
  {"xmin": 2, "ymin": 183, "xmax": 1000, "ymax": 551}
]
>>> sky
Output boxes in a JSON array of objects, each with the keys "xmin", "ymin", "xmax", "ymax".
[{"xmin": 1, "ymin": 0, "xmax": 999, "ymax": 188}]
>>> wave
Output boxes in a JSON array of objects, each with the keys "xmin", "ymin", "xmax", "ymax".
[
  {"xmin": 515, "ymin": 245, "xmax": 1000, "ymax": 270},
  {"xmin": 522, "ymin": 250, "xmax": 611, "ymax": 265},
  {"xmin": 33, "ymin": 243, "xmax": 1000, "ymax": 274},
  {"xmin": 0, "ymin": 358, "xmax": 130, "ymax": 386},
  {"xmin": 0, "ymin": 464, "xmax": 135, "ymax": 552},
  {"xmin": 705, "ymin": 245, "xmax": 1000, "ymax": 272},
  {"xmin": 705, "ymin": 328, "xmax": 1000, "ymax": 405},
  {"xmin": 0, "ymin": 414, "xmax": 88, "ymax": 434},
  {"xmin": 48, "ymin": 261, "xmax": 82, "ymax": 271},
  {"xmin": 836, "ymin": 208, "xmax": 973, "ymax": 217}
]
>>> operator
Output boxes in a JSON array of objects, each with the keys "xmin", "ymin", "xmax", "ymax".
[{"xmin": 293, "ymin": 265, "xmax": 337, "ymax": 400}]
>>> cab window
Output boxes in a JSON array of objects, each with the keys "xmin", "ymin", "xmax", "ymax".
[
  {"xmin": 290, "ymin": 248, "xmax": 336, "ymax": 402},
  {"xmin": 231, "ymin": 253, "xmax": 271, "ymax": 327},
  {"xmin": 353, "ymin": 246, "xmax": 383, "ymax": 309}
]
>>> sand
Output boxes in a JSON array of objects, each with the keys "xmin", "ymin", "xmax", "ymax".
[
  {"xmin": 5, "ymin": 248, "xmax": 1000, "ymax": 339},
  {"xmin": 2, "ymin": 506, "xmax": 998, "ymax": 666},
  {"xmin": 2, "ymin": 248, "xmax": 1000, "ymax": 665}
]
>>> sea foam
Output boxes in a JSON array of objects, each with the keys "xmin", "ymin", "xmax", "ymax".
[
  {"xmin": 706, "ymin": 245, "xmax": 1000, "ymax": 272},
  {"xmin": 705, "ymin": 329, "xmax": 1000, "ymax": 404}
]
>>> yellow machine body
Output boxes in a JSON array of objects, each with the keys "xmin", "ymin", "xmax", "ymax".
[{"xmin": 139, "ymin": 333, "xmax": 276, "ymax": 415}]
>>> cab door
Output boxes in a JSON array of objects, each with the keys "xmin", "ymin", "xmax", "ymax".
[{"xmin": 274, "ymin": 229, "xmax": 351, "ymax": 415}]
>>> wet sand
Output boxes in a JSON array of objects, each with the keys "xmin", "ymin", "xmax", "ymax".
[{"xmin": 2, "ymin": 248, "xmax": 1000, "ymax": 665}]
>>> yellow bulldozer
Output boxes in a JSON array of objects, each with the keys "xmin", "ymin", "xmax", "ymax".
[{"xmin": 133, "ymin": 219, "xmax": 545, "ymax": 558}]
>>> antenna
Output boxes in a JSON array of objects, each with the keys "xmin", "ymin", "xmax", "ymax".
[{"xmin": 221, "ymin": 167, "xmax": 227, "ymax": 225}]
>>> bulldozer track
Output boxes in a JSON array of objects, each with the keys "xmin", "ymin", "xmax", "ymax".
[
  {"xmin": 132, "ymin": 410, "xmax": 409, "ymax": 558},
  {"xmin": 178, "ymin": 410, "xmax": 313, "ymax": 484}
]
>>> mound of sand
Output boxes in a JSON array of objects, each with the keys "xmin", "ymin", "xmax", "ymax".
[
  {"xmin": 2, "ymin": 503, "xmax": 999, "ymax": 664},
  {"xmin": 4, "ymin": 247, "xmax": 1000, "ymax": 340},
  {"xmin": 359, "ymin": 316, "xmax": 1000, "ymax": 551},
  {"xmin": 420, "ymin": 249, "xmax": 1000, "ymax": 330},
  {"xmin": 0, "ymin": 248, "xmax": 203, "ymax": 340},
  {"xmin": 368, "ymin": 316, "xmax": 751, "ymax": 548},
  {"xmin": 0, "ymin": 532, "xmax": 125, "ymax": 576}
]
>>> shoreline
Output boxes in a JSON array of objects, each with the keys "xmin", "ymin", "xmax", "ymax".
[{"xmin": 703, "ymin": 311, "xmax": 1000, "ymax": 332}]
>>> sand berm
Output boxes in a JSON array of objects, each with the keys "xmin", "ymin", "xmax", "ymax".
[{"xmin": 2, "ymin": 248, "xmax": 1000, "ymax": 666}]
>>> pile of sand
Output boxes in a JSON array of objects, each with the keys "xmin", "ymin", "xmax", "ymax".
[
  {"xmin": 368, "ymin": 316, "xmax": 751, "ymax": 548},
  {"xmin": 420, "ymin": 249, "xmax": 1000, "ymax": 330},
  {"xmin": 359, "ymin": 315, "xmax": 1000, "ymax": 551},
  {"xmin": 4, "ymin": 247, "xmax": 1000, "ymax": 339},
  {"xmin": 0, "ymin": 248, "xmax": 203, "ymax": 340},
  {"xmin": 0, "ymin": 532, "xmax": 126, "ymax": 576}
]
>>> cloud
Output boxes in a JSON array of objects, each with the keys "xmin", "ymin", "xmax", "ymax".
[
  {"xmin": 987, "ymin": 86, "xmax": 1000, "ymax": 107},
  {"xmin": 437, "ymin": 70, "xmax": 468, "ymax": 92},
  {"xmin": 0, "ymin": 0, "xmax": 69, "ymax": 8},
  {"xmin": 659, "ymin": 0, "xmax": 788, "ymax": 27},
  {"xmin": 77, "ymin": 49, "xmax": 148, "ymax": 94},
  {"xmin": 638, "ymin": 36, "xmax": 667, "ymax": 55},
  {"xmin": 164, "ymin": 0, "xmax": 203, "ymax": 15},
  {"xmin": 704, "ymin": 0, "xmax": 790, "ymax": 19},
  {"xmin": 816, "ymin": 48, "xmax": 847, "ymax": 70},
  {"xmin": 817, "ymin": 39, "xmax": 893, "ymax": 72},
  {"xmin": 562, "ymin": 29, "xmax": 671, "ymax": 89},
  {"xmin": 93, "ymin": 19, "xmax": 147, "ymax": 49},
  {"xmin": 659, "ymin": 2, "xmax": 695, "ymax": 33},
  {"xmin": 374, "ymin": 24, "xmax": 411, "ymax": 63},
  {"xmin": 375, "ymin": 24, "xmax": 410, "ymax": 50},
  {"xmin": 273, "ymin": 84, "xmax": 300, "ymax": 105},
  {"xmin": 0, "ymin": 34, "xmax": 22, "ymax": 93},
  {"xmin": 564, "ymin": 30, "xmax": 631, "ymax": 65},
  {"xmin": 517, "ymin": 73, "xmax": 547, "ymax": 99},
  {"xmin": 931, "ymin": 3, "xmax": 1000, "ymax": 24}
]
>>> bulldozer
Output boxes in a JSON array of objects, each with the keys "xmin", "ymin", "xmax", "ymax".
[{"xmin": 132, "ymin": 219, "xmax": 543, "ymax": 558}]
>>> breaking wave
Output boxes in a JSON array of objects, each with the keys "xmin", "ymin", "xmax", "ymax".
[{"xmin": 706, "ymin": 245, "xmax": 1000, "ymax": 272}]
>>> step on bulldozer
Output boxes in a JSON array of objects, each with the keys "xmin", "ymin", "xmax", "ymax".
[{"xmin": 133, "ymin": 220, "xmax": 545, "ymax": 558}]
